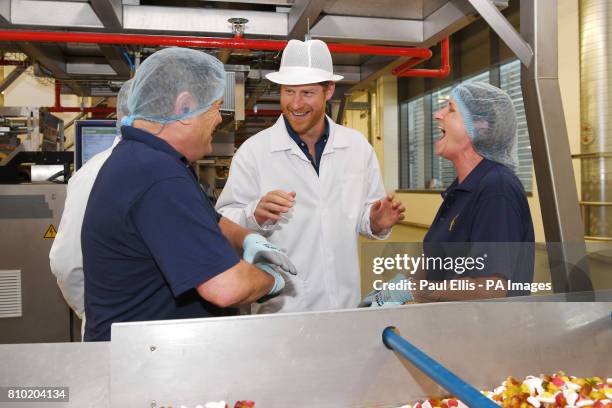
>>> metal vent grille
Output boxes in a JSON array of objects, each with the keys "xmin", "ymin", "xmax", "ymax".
[
  {"xmin": 221, "ymin": 71, "xmax": 236, "ymax": 112},
  {"xmin": 0, "ymin": 270, "xmax": 22, "ymax": 318}
]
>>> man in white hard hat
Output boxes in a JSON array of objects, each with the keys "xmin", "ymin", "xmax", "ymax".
[{"xmin": 216, "ymin": 39, "xmax": 405, "ymax": 313}]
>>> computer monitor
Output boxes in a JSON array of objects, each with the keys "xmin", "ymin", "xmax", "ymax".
[{"xmin": 74, "ymin": 120, "xmax": 118, "ymax": 170}]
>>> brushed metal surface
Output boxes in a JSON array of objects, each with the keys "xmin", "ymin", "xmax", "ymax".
[
  {"xmin": 0, "ymin": 342, "xmax": 110, "ymax": 408},
  {"xmin": 110, "ymin": 302, "xmax": 611, "ymax": 408},
  {"xmin": 0, "ymin": 184, "xmax": 71, "ymax": 343},
  {"xmin": 321, "ymin": 0, "xmax": 448, "ymax": 20},
  {"xmin": 580, "ymin": 0, "xmax": 612, "ymax": 238},
  {"xmin": 521, "ymin": 0, "xmax": 591, "ymax": 292},
  {"xmin": 123, "ymin": 5, "xmax": 287, "ymax": 36}
]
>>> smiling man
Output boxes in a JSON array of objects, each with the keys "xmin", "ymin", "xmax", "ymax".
[
  {"xmin": 216, "ymin": 39, "xmax": 405, "ymax": 314},
  {"xmin": 81, "ymin": 48, "xmax": 297, "ymax": 341}
]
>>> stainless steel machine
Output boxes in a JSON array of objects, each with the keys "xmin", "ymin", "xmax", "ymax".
[
  {"xmin": 0, "ymin": 183, "xmax": 78, "ymax": 344},
  {"xmin": 0, "ymin": 106, "xmax": 64, "ymax": 153},
  {"xmin": 0, "ymin": 302, "xmax": 609, "ymax": 407}
]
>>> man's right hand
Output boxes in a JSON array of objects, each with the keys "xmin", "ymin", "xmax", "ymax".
[
  {"xmin": 254, "ymin": 190, "xmax": 296, "ymax": 226},
  {"xmin": 359, "ymin": 273, "xmax": 414, "ymax": 307}
]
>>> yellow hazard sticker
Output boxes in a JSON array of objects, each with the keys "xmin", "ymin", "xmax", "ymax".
[{"xmin": 44, "ymin": 224, "xmax": 57, "ymax": 239}]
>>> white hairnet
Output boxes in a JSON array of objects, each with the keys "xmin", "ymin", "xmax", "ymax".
[
  {"xmin": 450, "ymin": 82, "xmax": 518, "ymax": 171},
  {"xmin": 116, "ymin": 78, "xmax": 132, "ymax": 127},
  {"xmin": 122, "ymin": 47, "xmax": 226, "ymax": 126}
]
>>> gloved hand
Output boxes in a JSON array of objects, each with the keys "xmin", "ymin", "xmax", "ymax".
[
  {"xmin": 359, "ymin": 273, "xmax": 414, "ymax": 307},
  {"xmin": 243, "ymin": 233, "xmax": 297, "ymax": 275},
  {"xmin": 256, "ymin": 263, "xmax": 285, "ymax": 297}
]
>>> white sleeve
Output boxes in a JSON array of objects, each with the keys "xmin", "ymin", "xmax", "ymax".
[
  {"xmin": 359, "ymin": 146, "xmax": 392, "ymax": 240},
  {"xmin": 215, "ymin": 143, "xmax": 275, "ymax": 236},
  {"xmin": 49, "ymin": 173, "xmax": 94, "ymax": 320}
]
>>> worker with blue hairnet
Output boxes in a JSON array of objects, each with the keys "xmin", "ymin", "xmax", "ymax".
[
  {"xmin": 50, "ymin": 78, "xmax": 133, "ymax": 338},
  {"xmin": 361, "ymin": 82, "xmax": 534, "ymax": 306},
  {"xmin": 81, "ymin": 47, "xmax": 297, "ymax": 341}
]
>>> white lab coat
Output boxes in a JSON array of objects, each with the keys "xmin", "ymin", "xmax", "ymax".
[
  {"xmin": 49, "ymin": 137, "xmax": 119, "ymax": 336},
  {"xmin": 216, "ymin": 116, "xmax": 389, "ymax": 314}
]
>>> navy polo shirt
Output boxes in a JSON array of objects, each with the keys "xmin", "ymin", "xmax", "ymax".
[
  {"xmin": 423, "ymin": 159, "xmax": 534, "ymax": 295},
  {"xmin": 82, "ymin": 126, "xmax": 240, "ymax": 341},
  {"xmin": 282, "ymin": 115, "xmax": 329, "ymax": 175}
]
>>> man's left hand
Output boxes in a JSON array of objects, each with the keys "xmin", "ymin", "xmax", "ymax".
[{"xmin": 370, "ymin": 193, "xmax": 405, "ymax": 234}]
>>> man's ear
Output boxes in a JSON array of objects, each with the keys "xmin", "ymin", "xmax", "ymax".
[
  {"xmin": 174, "ymin": 91, "xmax": 197, "ymax": 116},
  {"xmin": 324, "ymin": 82, "xmax": 336, "ymax": 101}
]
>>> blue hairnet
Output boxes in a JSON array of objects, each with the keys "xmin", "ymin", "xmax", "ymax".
[
  {"xmin": 450, "ymin": 82, "xmax": 518, "ymax": 171},
  {"xmin": 116, "ymin": 78, "xmax": 132, "ymax": 128},
  {"xmin": 122, "ymin": 47, "xmax": 226, "ymax": 126}
]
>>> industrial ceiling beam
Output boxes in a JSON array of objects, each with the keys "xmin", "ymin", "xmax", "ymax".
[
  {"xmin": 342, "ymin": 0, "xmax": 507, "ymax": 94},
  {"xmin": 0, "ymin": 58, "xmax": 30, "ymax": 93},
  {"xmin": 10, "ymin": 0, "xmax": 103, "ymax": 28},
  {"xmin": 66, "ymin": 60, "xmax": 117, "ymax": 76},
  {"xmin": 467, "ymin": 0, "xmax": 532, "ymax": 67},
  {"xmin": 90, "ymin": 0, "xmax": 123, "ymax": 29},
  {"xmin": 59, "ymin": 81, "xmax": 86, "ymax": 96},
  {"xmin": 18, "ymin": 43, "xmax": 85, "ymax": 95},
  {"xmin": 0, "ymin": 1, "xmax": 10, "ymax": 25},
  {"xmin": 20, "ymin": 43, "xmax": 69, "ymax": 79},
  {"xmin": 123, "ymin": 5, "xmax": 287, "ymax": 36},
  {"xmin": 288, "ymin": 0, "xmax": 325, "ymax": 40},
  {"xmin": 98, "ymin": 45, "xmax": 131, "ymax": 77},
  {"xmin": 217, "ymin": 49, "xmax": 232, "ymax": 64},
  {"xmin": 422, "ymin": 0, "xmax": 479, "ymax": 47},
  {"xmin": 197, "ymin": 0, "xmax": 293, "ymax": 4},
  {"xmin": 310, "ymin": 16, "xmax": 423, "ymax": 45}
]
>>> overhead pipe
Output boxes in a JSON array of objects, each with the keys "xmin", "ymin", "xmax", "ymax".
[
  {"xmin": 0, "ymin": 29, "xmax": 434, "ymax": 60},
  {"xmin": 49, "ymin": 80, "xmax": 115, "ymax": 114},
  {"xmin": 392, "ymin": 37, "xmax": 450, "ymax": 78}
]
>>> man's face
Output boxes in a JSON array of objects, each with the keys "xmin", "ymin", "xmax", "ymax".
[
  {"xmin": 280, "ymin": 83, "xmax": 334, "ymax": 135},
  {"xmin": 189, "ymin": 99, "xmax": 223, "ymax": 159}
]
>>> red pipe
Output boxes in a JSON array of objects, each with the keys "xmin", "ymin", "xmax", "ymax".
[
  {"xmin": 391, "ymin": 56, "xmax": 429, "ymax": 75},
  {"xmin": 0, "ymin": 29, "xmax": 433, "ymax": 59},
  {"xmin": 51, "ymin": 79, "xmax": 115, "ymax": 113},
  {"xmin": 54, "ymin": 80, "xmax": 61, "ymax": 108},
  {"xmin": 393, "ymin": 37, "xmax": 450, "ymax": 78}
]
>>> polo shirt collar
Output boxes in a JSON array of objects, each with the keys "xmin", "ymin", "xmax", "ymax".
[
  {"xmin": 121, "ymin": 125, "xmax": 186, "ymax": 162},
  {"xmin": 282, "ymin": 114, "xmax": 329, "ymax": 147},
  {"xmin": 442, "ymin": 158, "xmax": 495, "ymax": 197},
  {"xmin": 269, "ymin": 115, "xmax": 350, "ymax": 153}
]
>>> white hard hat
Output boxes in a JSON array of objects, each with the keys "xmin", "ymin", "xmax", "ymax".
[{"xmin": 266, "ymin": 39, "xmax": 344, "ymax": 85}]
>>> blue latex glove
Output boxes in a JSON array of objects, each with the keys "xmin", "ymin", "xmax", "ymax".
[
  {"xmin": 359, "ymin": 273, "xmax": 414, "ymax": 307},
  {"xmin": 256, "ymin": 263, "xmax": 285, "ymax": 296},
  {"xmin": 243, "ymin": 233, "xmax": 297, "ymax": 275}
]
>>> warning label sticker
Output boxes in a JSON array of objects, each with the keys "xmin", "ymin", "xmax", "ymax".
[{"xmin": 44, "ymin": 224, "xmax": 57, "ymax": 239}]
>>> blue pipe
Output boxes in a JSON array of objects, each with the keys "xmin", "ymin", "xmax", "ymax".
[
  {"xmin": 122, "ymin": 50, "xmax": 134, "ymax": 70},
  {"xmin": 382, "ymin": 327, "xmax": 498, "ymax": 408}
]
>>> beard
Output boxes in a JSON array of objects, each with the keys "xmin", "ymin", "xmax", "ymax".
[{"xmin": 282, "ymin": 107, "xmax": 325, "ymax": 135}]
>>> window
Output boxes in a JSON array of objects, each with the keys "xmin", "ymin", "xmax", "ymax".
[
  {"xmin": 399, "ymin": 61, "xmax": 533, "ymax": 192},
  {"xmin": 500, "ymin": 60, "xmax": 533, "ymax": 191},
  {"xmin": 430, "ymin": 85, "xmax": 453, "ymax": 188}
]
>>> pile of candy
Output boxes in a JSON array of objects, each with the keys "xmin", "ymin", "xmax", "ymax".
[
  {"xmin": 161, "ymin": 401, "xmax": 254, "ymax": 408},
  {"xmin": 397, "ymin": 374, "xmax": 612, "ymax": 408}
]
